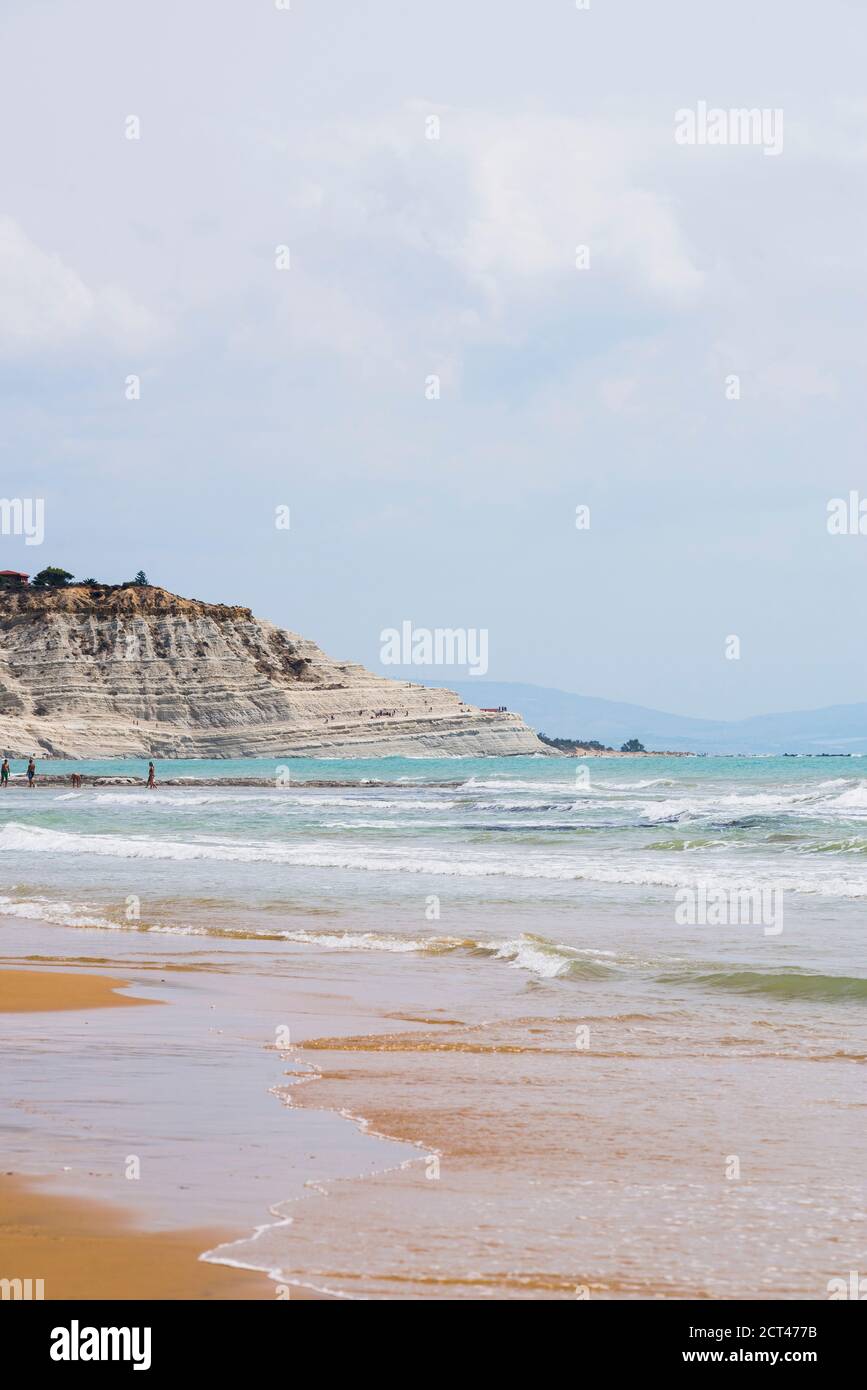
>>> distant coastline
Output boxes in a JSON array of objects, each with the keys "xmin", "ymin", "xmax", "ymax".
[{"xmin": 429, "ymin": 680, "xmax": 867, "ymax": 756}]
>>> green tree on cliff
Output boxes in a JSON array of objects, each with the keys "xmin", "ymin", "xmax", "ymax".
[{"xmin": 31, "ymin": 566, "xmax": 74, "ymax": 588}]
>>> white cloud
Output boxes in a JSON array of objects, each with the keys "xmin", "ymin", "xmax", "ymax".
[
  {"xmin": 434, "ymin": 113, "xmax": 704, "ymax": 300},
  {"xmin": 287, "ymin": 109, "xmax": 708, "ymax": 307},
  {"xmin": 0, "ymin": 216, "xmax": 159, "ymax": 356},
  {"xmin": 253, "ymin": 106, "xmax": 704, "ymax": 377}
]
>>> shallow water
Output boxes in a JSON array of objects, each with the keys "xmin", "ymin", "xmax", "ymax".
[{"xmin": 1, "ymin": 755, "xmax": 865, "ymax": 1297}]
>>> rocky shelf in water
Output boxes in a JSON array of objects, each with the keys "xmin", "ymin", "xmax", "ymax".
[{"xmin": 8, "ymin": 775, "xmax": 467, "ymax": 789}]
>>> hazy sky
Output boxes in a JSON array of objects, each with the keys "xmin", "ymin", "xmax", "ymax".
[{"xmin": 1, "ymin": 0, "xmax": 864, "ymax": 719}]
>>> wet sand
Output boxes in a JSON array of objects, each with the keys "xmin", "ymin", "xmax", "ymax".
[
  {"xmin": 0, "ymin": 966, "xmax": 254, "ymax": 1299},
  {"xmin": 0, "ymin": 966, "xmax": 326, "ymax": 1299},
  {"xmin": 0, "ymin": 968, "xmax": 154, "ymax": 1013},
  {"xmin": 0, "ymin": 1176, "xmax": 277, "ymax": 1300},
  {"xmin": 0, "ymin": 967, "xmax": 250, "ymax": 1301}
]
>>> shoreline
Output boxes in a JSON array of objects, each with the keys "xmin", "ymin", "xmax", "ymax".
[
  {"xmin": 0, "ymin": 965, "xmax": 270, "ymax": 1298},
  {"xmin": 0, "ymin": 937, "xmax": 426, "ymax": 1302},
  {"xmin": 0, "ymin": 1175, "xmax": 280, "ymax": 1300},
  {"xmin": 2, "ymin": 897, "xmax": 864, "ymax": 1298},
  {"xmin": 0, "ymin": 963, "xmax": 327, "ymax": 1300}
]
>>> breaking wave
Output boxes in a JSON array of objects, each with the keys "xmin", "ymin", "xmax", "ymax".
[{"xmin": 1, "ymin": 821, "xmax": 864, "ymax": 897}]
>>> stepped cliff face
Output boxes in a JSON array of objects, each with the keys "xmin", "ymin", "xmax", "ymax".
[{"xmin": 0, "ymin": 585, "xmax": 546, "ymax": 758}]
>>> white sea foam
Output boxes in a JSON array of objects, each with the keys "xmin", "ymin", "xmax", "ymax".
[
  {"xmin": 0, "ymin": 892, "xmax": 609, "ymax": 981},
  {"xmin": 603, "ymin": 778, "xmax": 675, "ymax": 790},
  {"xmin": 460, "ymin": 777, "xmax": 575, "ymax": 792},
  {"xmin": 0, "ymin": 893, "xmax": 118, "ymax": 930},
  {"xmin": 488, "ymin": 937, "xmax": 583, "ymax": 978},
  {"xmin": 1, "ymin": 822, "xmax": 863, "ymax": 896},
  {"xmin": 255, "ymin": 929, "xmax": 613, "ymax": 980},
  {"xmin": 635, "ymin": 788, "xmax": 858, "ymax": 823},
  {"xmin": 93, "ymin": 791, "xmax": 461, "ymax": 811},
  {"xmin": 82, "ymin": 779, "xmax": 867, "ymax": 828},
  {"xmin": 278, "ymin": 929, "xmax": 462, "ymax": 954},
  {"xmin": 824, "ymin": 783, "xmax": 867, "ymax": 812}
]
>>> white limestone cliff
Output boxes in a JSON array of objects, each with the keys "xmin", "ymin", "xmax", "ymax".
[{"xmin": 0, "ymin": 585, "xmax": 547, "ymax": 758}]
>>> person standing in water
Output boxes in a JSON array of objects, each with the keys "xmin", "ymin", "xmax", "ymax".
[
  {"xmin": 26, "ymin": 757, "xmax": 36, "ymax": 788},
  {"xmin": 0, "ymin": 759, "xmax": 9, "ymax": 788},
  {"xmin": 146, "ymin": 761, "xmax": 156, "ymax": 789}
]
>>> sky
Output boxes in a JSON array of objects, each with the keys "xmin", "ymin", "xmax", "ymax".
[{"xmin": 0, "ymin": 0, "xmax": 865, "ymax": 720}]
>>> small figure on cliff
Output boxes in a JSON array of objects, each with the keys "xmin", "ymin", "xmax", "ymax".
[
  {"xmin": 0, "ymin": 759, "xmax": 9, "ymax": 788},
  {"xmin": 26, "ymin": 757, "xmax": 36, "ymax": 788},
  {"xmin": 147, "ymin": 761, "xmax": 156, "ymax": 789}
]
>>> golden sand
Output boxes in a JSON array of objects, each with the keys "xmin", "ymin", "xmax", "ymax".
[
  {"xmin": 0, "ymin": 1177, "xmax": 280, "ymax": 1300},
  {"xmin": 0, "ymin": 968, "xmax": 154, "ymax": 1013}
]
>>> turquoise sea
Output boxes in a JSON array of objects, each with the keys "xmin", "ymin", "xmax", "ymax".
[{"xmin": 2, "ymin": 753, "xmax": 867, "ymax": 939}]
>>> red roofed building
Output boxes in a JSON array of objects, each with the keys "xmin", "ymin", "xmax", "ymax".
[{"xmin": 0, "ymin": 571, "xmax": 29, "ymax": 589}]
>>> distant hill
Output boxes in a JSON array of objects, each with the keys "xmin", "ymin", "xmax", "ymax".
[{"xmin": 424, "ymin": 681, "xmax": 867, "ymax": 755}]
